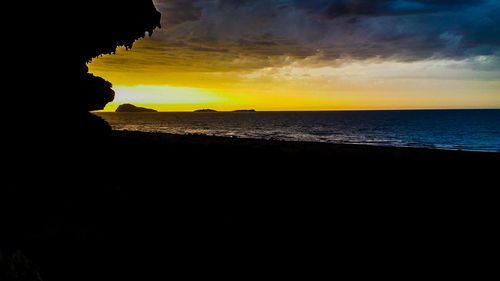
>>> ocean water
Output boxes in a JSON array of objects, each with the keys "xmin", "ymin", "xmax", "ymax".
[{"xmin": 96, "ymin": 109, "xmax": 500, "ymax": 152}]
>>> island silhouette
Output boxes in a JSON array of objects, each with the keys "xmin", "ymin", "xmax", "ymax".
[
  {"xmin": 116, "ymin": 103, "xmax": 157, "ymax": 112},
  {"xmin": 194, "ymin": 109, "xmax": 218, "ymax": 112},
  {"xmin": 232, "ymin": 109, "xmax": 256, "ymax": 112}
]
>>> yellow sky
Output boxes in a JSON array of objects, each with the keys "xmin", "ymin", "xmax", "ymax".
[{"xmin": 88, "ymin": 40, "xmax": 500, "ymax": 112}]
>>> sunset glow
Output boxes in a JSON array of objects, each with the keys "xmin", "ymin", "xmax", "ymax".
[{"xmin": 88, "ymin": 0, "xmax": 500, "ymax": 111}]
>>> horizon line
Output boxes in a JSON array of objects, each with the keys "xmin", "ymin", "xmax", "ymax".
[{"xmin": 95, "ymin": 107, "xmax": 500, "ymax": 113}]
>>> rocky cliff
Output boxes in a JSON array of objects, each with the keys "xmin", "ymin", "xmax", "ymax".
[
  {"xmin": 8, "ymin": 0, "xmax": 161, "ymax": 136},
  {"xmin": 3, "ymin": 2, "xmax": 161, "ymax": 279}
]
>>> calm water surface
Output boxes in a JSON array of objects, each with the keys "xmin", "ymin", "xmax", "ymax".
[{"xmin": 96, "ymin": 110, "xmax": 500, "ymax": 152}]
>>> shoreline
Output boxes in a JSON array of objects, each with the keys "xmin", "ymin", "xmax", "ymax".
[
  {"xmin": 110, "ymin": 129, "xmax": 500, "ymax": 155},
  {"xmin": 95, "ymin": 109, "xmax": 500, "ymax": 153}
]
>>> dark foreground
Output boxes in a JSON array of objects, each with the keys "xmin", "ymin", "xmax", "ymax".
[{"xmin": 3, "ymin": 130, "xmax": 499, "ymax": 280}]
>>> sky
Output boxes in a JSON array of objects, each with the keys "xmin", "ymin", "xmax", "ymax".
[{"xmin": 88, "ymin": 0, "xmax": 500, "ymax": 111}]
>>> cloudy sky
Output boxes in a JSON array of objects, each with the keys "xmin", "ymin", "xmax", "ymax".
[{"xmin": 89, "ymin": 0, "xmax": 500, "ymax": 111}]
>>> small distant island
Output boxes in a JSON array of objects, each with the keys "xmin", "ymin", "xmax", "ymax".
[
  {"xmin": 232, "ymin": 109, "xmax": 255, "ymax": 112},
  {"xmin": 116, "ymin": 104, "xmax": 157, "ymax": 113},
  {"xmin": 194, "ymin": 109, "xmax": 218, "ymax": 112}
]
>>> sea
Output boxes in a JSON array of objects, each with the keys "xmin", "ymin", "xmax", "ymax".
[{"xmin": 96, "ymin": 109, "xmax": 500, "ymax": 152}]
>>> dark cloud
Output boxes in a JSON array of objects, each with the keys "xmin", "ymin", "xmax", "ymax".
[
  {"xmin": 293, "ymin": 0, "xmax": 486, "ymax": 19},
  {"xmin": 153, "ymin": 0, "xmax": 203, "ymax": 26},
  {"xmin": 146, "ymin": 0, "xmax": 500, "ymax": 69}
]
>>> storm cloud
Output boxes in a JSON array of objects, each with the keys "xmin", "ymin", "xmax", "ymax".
[
  {"xmin": 139, "ymin": 0, "xmax": 500, "ymax": 71},
  {"xmin": 296, "ymin": 0, "xmax": 486, "ymax": 18}
]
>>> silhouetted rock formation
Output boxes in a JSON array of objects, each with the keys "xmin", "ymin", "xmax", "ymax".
[
  {"xmin": 8, "ymin": 0, "xmax": 161, "ymax": 138},
  {"xmin": 4, "ymin": 1, "xmax": 161, "ymax": 280},
  {"xmin": 116, "ymin": 104, "xmax": 157, "ymax": 112},
  {"xmin": 194, "ymin": 109, "xmax": 218, "ymax": 112}
]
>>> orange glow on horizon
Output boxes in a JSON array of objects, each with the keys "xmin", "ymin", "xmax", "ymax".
[{"xmin": 88, "ymin": 42, "xmax": 500, "ymax": 111}]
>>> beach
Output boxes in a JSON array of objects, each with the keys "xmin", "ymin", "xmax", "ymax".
[
  {"xmin": 3, "ymin": 130, "xmax": 498, "ymax": 280},
  {"xmin": 8, "ymin": 128, "xmax": 498, "ymax": 198}
]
